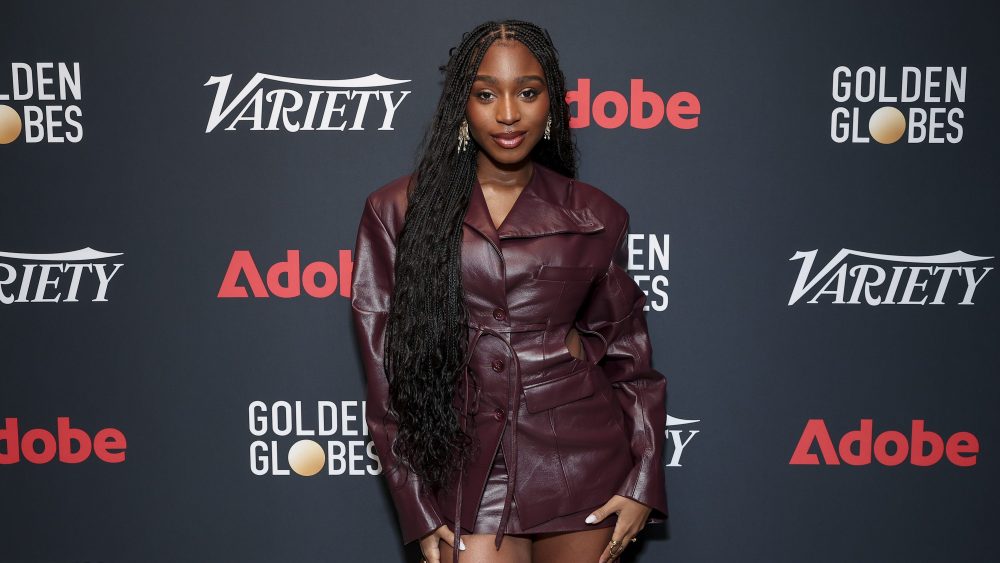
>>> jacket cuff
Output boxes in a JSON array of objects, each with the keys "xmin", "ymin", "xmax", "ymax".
[
  {"xmin": 615, "ymin": 452, "xmax": 669, "ymax": 523},
  {"xmin": 387, "ymin": 467, "xmax": 447, "ymax": 545}
]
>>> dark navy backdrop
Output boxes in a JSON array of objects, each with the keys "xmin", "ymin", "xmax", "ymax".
[{"xmin": 2, "ymin": 1, "xmax": 997, "ymax": 561}]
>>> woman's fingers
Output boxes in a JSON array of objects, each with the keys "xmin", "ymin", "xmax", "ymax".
[
  {"xmin": 599, "ymin": 527, "xmax": 636, "ymax": 563},
  {"xmin": 590, "ymin": 495, "xmax": 650, "ymax": 562},
  {"xmin": 438, "ymin": 524, "xmax": 467, "ymax": 550},
  {"xmin": 420, "ymin": 525, "xmax": 447, "ymax": 563},
  {"xmin": 585, "ymin": 495, "xmax": 622, "ymax": 524},
  {"xmin": 440, "ymin": 525, "xmax": 457, "ymax": 550},
  {"xmin": 420, "ymin": 524, "xmax": 467, "ymax": 563},
  {"xmin": 419, "ymin": 538, "xmax": 441, "ymax": 563}
]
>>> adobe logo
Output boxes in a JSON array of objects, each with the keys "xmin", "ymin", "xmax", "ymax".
[
  {"xmin": 218, "ymin": 249, "xmax": 353, "ymax": 298},
  {"xmin": 567, "ymin": 78, "xmax": 700, "ymax": 130},
  {"xmin": 0, "ymin": 417, "xmax": 127, "ymax": 464},
  {"xmin": 790, "ymin": 419, "xmax": 978, "ymax": 467}
]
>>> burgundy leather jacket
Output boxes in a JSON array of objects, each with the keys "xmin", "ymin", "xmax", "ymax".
[{"xmin": 351, "ymin": 161, "xmax": 668, "ymax": 558}]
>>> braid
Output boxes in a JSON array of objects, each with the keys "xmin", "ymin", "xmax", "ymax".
[{"xmin": 384, "ymin": 20, "xmax": 578, "ymax": 491}]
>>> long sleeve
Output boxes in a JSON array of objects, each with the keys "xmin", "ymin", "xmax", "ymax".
[
  {"xmin": 351, "ymin": 195, "xmax": 446, "ymax": 545},
  {"xmin": 572, "ymin": 213, "xmax": 669, "ymax": 523}
]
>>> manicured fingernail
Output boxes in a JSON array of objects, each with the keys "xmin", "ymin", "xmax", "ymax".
[
  {"xmin": 459, "ymin": 539, "xmax": 466, "ymax": 550},
  {"xmin": 585, "ymin": 514, "xmax": 596, "ymax": 524}
]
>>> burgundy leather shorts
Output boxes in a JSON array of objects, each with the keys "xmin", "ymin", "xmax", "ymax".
[{"xmin": 451, "ymin": 442, "xmax": 619, "ymax": 536}]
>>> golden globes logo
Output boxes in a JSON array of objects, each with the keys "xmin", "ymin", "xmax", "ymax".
[
  {"xmin": 286, "ymin": 439, "xmax": 327, "ymax": 476},
  {"xmin": 830, "ymin": 65, "xmax": 965, "ymax": 144},
  {"xmin": 248, "ymin": 400, "xmax": 381, "ymax": 477},
  {"xmin": 0, "ymin": 62, "xmax": 83, "ymax": 144},
  {"xmin": 0, "ymin": 104, "xmax": 22, "ymax": 144},
  {"xmin": 625, "ymin": 234, "xmax": 670, "ymax": 312}
]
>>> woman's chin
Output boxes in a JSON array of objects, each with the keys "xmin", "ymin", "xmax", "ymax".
[{"xmin": 477, "ymin": 144, "xmax": 538, "ymax": 168}]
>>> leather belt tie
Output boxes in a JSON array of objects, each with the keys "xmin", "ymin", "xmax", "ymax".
[{"xmin": 452, "ymin": 322, "xmax": 533, "ymax": 563}]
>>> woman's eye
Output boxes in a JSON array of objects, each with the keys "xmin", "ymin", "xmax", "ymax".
[{"xmin": 473, "ymin": 90, "xmax": 538, "ymax": 101}]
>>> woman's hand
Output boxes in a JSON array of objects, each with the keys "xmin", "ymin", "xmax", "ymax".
[
  {"xmin": 585, "ymin": 494, "xmax": 650, "ymax": 562},
  {"xmin": 418, "ymin": 524, "xmax": 465, "ymax": 563}
]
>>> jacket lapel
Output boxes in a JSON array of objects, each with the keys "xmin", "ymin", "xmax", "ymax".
[
  {"xmin": 463, "ymin": 163, "xmax": 605, "ymax": 259},
  {"xmin": 463, "ymin": 175, "xmax": 504, "ymax": 253}
]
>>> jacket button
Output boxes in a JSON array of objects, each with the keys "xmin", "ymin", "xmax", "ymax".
[
  {"xmin": 492, "ymin": 307, "xmax": 506, "ymax": 321},
  {"xmin": 493, "ymin": 408, "xmax": 505, "ymax": 421},
  {"xmin": 491, "ymin": 359, "xmax": 505, "ymax": 372}
]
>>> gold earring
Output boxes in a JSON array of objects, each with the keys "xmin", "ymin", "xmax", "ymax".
[
  {"xmin": 458, "ymin": 119, "xmax": 470, "ymax": 152},
  {"xmin": 543, "ymin": 115, "xmax": 552, "ymax": 140}
]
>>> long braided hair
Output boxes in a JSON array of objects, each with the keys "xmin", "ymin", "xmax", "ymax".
[{"xmin": 383, "ymin": 20, "xmax": 578, "ymax": 491}]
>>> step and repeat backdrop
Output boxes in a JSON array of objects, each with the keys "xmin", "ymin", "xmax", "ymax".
[{"xmin": 2, "ymin": 1, "xmax": 997, "ymax": 562}]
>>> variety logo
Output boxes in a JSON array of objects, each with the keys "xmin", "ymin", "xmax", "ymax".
[
  {"xmin": 665, "ymin": 414, "xmax": 699, "ymax": 467},
  {"xmin": 831, "ymin": 65, "xmax": 965, "ymax": 144},
  {"xmin": 0, "ymin": 247, "xmax": 124, "ymax": 304},
  {"xmin": 204, "ymin": 72, "xmax": 410, "ymax": 133},
  {"xmin": 218, "ymin": 250, "xmax": 353, "ymax": 299},
  {"xmin": 626, "ymin": 234, "xmax": 670, "ymax": 312},
  {"xmin": 567, "ymin": 79, "xmax": 699, "ymax": 130},
  {"xmin": 0, "ymin": 417, "xmax": 126, "ymax": 464},
  {"xmin": 788, "ymin": 249, "xmax": 992, "ymax": 306},
  {"xmin": 249, "ymin": 400, "xmax": 380, "ymax": 477},
  {"xmin": 790, "ymin": 419, "xmax": 978, "ymax": 467},
  {"xmin": 0, "ymin": 62, "xmax": 83, "ymax": 144}
]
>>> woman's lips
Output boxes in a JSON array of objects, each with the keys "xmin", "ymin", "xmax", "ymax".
[{"xmin": 491, "ymin": 131, "xmax": 527, "ymax": 149}]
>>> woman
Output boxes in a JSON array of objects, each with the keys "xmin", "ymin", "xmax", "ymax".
[{"xmin": 351, "ymin": 19, "xmax": 668, "ymax": 563}]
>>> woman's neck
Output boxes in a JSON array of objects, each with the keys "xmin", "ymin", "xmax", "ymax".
[{"xmin": 476, "ymin": 153, "xmax": 534, "ymax": 190}]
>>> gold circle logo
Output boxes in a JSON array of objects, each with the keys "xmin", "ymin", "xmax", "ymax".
[
  {"xmin": 0, "ymin": 105, "xmax": 22, "ymax": 144},
  {"xmin": 868, "ymin": 106, "xmax": 906, "ymax": 144},
  {"xmin": 288, "ymin": 439, "xmax": 326, "ymax": 476}
]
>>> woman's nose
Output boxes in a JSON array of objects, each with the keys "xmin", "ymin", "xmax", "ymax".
[{"xmin": 496, "ymin": 94, "xmax": 520, "ymax": 124}]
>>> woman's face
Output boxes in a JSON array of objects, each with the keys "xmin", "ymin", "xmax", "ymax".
[{"xmin": 466, "ymin": 40, "xmax": 550, "ymax": 167}]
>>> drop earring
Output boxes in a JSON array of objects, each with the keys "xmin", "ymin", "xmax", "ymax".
[
  {"xmin": 543, "ymin": 115, "xmax": 552, "ymax": 140},
  {"xmin": 457, "ymin": 119, "xmax": 470, "ymax": 152}
]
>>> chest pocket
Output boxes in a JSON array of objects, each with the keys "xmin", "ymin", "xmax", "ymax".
[{"xmin": 536, "ymin": 265, "xmax": 596, "ymax": 322}]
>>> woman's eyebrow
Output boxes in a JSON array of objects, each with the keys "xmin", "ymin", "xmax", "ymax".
[{"xmin": 473, "ymin": 74, "xmax": 546, "ymax": 85}]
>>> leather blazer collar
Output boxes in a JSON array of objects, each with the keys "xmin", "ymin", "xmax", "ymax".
[{"xmin": 462, "ymin": 162, "xmax": 606, "ymax": 253}]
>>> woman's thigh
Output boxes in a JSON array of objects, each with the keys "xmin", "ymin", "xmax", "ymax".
[
  {"xmin": 437, "ymin": 533, "xmax": 533, "ymax": 563},
  {"xmin": 531, "ymin": 527, "xmax": 616, "ymax": 563}
]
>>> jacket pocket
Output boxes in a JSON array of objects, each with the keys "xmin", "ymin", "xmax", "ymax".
[
  {"xmin": 522, "ymin": 362, "xmax": 595, "ymax": 414},
  {"xmin": 536, "ymin": 265, "xmax": 595, "ymax": 282}
]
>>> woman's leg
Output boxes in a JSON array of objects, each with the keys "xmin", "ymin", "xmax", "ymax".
[
  {"xmin": 438, "ymin": 533, "xmax": 533, "ymax": 563},
  {"xmin": 530, "ymin": 527, "xmax": 616, "ymax": 563}
]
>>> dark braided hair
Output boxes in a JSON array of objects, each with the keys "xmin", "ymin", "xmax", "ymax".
[{"xmin": 383, "ymin": 20, "xmax": 578, "ymax": 491}]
